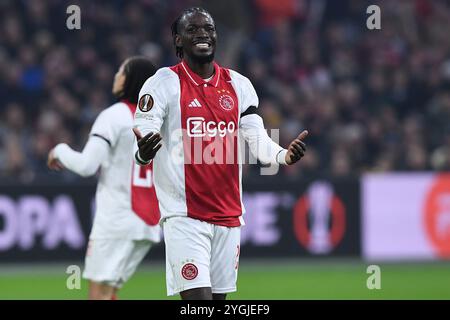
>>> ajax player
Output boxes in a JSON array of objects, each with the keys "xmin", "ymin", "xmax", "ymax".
[
  {"xmin": 133, "ymin": 8, "xmax": 308, "ymax": 300},
  {"xmin": 48, "ymin": 57, "xmax": 161, "ymax": 300}
]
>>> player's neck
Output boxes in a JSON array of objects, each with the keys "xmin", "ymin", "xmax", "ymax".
[{"xmin": 183, "ymin": 57, "xmax": 215, "ymax": 79}]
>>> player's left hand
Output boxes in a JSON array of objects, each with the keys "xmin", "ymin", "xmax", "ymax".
[
  {"xmin": 47, "ymin": 148, "xmax": 65, "ymax": 171},
  {"xmin": 285, "ymin": 130, "xmax": 308, "ymax": 165}
]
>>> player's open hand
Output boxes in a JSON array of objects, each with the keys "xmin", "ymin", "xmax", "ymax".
[
  {"xmin": 133, "ymin": 127, "xmax": 162, "ymax": 163},
  {"xmin": 47, "ymin": 149, "xmax": 65, "ymax": 171},
  {"xmin": 285, "ymin": 130, "xmax": 308, "ymax": 165}
]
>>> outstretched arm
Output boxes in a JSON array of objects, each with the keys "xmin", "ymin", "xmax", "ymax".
[
  {"xmin": 47, "ymin": 136, "xmax": 109, "ymax": 177},
  {"xmin": 240, "ymin": 113, "xmax": 308, "ymax": 166}
]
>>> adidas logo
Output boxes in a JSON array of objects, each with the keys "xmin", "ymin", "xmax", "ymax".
[{"xmin": 188, "ymin": 98, "xmax": 202, "ymax": 108}]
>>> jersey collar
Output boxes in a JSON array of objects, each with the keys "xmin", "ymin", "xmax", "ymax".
[{"xmin": 180, "ymin": 60, "xmax": 221, "ymax": 87}]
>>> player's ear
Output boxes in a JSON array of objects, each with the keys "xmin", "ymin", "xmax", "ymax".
[{"xmin": 175, "ymin": 34, "xmax": 182, "ymax": 49}]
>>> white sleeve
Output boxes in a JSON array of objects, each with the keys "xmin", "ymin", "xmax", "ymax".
[
  {"xmin": 133, "ymin": 69, "xmax": 170, "ymax": 165},
  {"xmin": 89, "ymin": 107, "xmax": 122, "ymax": 147},
  {"xmin": 235, "ymin": 73, "xmax": 287, "ymax": 165},
  {"xmin": 238, "ymin": 73, "xmax": 259, "ymax": 114},
  {"xmin": 240, "ymin": 114, "xmax": 288, "ymax": 165},
  {"xmin": 134, "ymin": 69, "xmax": 170, "ymax": 136},
  {"xmin": 53, "ymin": 137, "xmax": 109, "ymax": 177}
]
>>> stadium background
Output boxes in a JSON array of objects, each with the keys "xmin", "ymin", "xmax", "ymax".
[{"xmin": 1, "ymin": 0, "xmax": 450, "ymax": 299}]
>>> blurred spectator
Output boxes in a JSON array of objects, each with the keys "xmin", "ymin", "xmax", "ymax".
[{"xmin": 0, "ymin": 0, "xmax": 449, "ymax": 184}]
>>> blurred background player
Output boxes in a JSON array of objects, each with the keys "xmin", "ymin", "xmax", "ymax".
[
  {"xmin": 133, "ymin": 7, "xmax": 308, "ymax": 300},
  {"xmin": 47, "ymin": 57, "xmax": 161, "ymax": 300}
]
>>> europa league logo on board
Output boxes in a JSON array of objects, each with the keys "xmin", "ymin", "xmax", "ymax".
[{"xmin": 293, "ymin": 181, "xmax": 346, "ymax": 254}]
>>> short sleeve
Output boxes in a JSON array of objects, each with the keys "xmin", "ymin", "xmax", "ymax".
[
  {"xmin": 229, "ymin": 70, "xmax": 259, "ymax": 114},
  {"xmin": 240, "ymin": 76, "xmax": 259, "ymax": 113}
]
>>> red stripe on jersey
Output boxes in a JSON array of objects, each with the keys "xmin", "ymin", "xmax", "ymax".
[
  {"xmin": 172, "ymin": 62, "xmax": 242, "ymax": 227},
  {"xmin": 125, "ymin": 100, "xmax": 161, "ymax": 226}
]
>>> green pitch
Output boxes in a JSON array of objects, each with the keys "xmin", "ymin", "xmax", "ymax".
[{"xmin": 0, "ymin": 260, "xmax": 449, "ymax": 300}]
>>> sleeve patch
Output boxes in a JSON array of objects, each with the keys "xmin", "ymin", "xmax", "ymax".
[{"xmin": 138, "ymin": 94, "xmax": 154, "ymax": 112}]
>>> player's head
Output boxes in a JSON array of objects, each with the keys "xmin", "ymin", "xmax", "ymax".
[
  {"xmin": 171, "ymin": 7, "xmax": 217, "ymax": 64},
  {"xmin": 113, "ymin": 56, "xmax": 157, "ymax": 103}
]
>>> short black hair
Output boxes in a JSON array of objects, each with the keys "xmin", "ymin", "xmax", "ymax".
[
  {"xmin": 119, "ymin": 56, "xmax": 156, "ymax": 103},
  {"xmin": 171, "ymin": 7, "xmax": 213, "ymax": 59}
]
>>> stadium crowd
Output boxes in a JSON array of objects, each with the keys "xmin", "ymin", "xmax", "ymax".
[{"xmin": 1, "ymin": 0, "xmax": 449, "ymax": 183}]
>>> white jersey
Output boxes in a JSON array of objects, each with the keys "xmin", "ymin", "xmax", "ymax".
[
  {"xmin": 54, "ymin": 101, "xmax": 161, "ymax": 241},
  {"xmin": 133, "ymin": 61, "xmax": 287, "ymax": 227}
]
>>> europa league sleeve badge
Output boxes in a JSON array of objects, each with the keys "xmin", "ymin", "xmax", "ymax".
[{"xmin": 138, "ymin": 94, "xmax": 154, "ymax": 112}]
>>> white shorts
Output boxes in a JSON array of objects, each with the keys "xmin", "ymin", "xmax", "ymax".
[
  {"xmin": 82, "ymin": 239, "xmax": 153, "ymax": 288},
  {"xmin": 163, "ymin": 216, "xmax": 241, "ymax": 296}
]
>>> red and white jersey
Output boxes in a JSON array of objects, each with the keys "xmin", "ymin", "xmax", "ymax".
[
  {"xmin": 134, "ymin": 61, "xmax": 286, "ymax": 227},
  {"xmin": 87, "ymin": 101, "xmax": 161, "ymax": 240}
]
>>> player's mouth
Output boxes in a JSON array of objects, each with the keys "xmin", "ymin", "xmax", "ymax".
[{"xmin": 193, "ymin": 41, "xmax": 212, "ymax": 49}]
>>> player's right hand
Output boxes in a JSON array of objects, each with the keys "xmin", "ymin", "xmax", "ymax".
[
  {"xmin": 133, "ymin": 127, "xmax": 162, "ymax": 163},
  {"xmin": 47, "ymin": 148, "xmax": 65, "ymax": 171}
]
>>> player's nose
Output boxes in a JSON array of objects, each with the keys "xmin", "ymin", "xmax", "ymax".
[{"xmin": 195, "ymin": 27, "xmax": 209, "ymax": 38}]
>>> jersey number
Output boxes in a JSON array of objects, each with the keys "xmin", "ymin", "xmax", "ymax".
[
  {"xmin": 130, "ymin": 161, "xmax": 160, "ymax": 226},
  {"xmin": 132, "ymin": 162, "xmax": 153, "ymax": 188}
]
